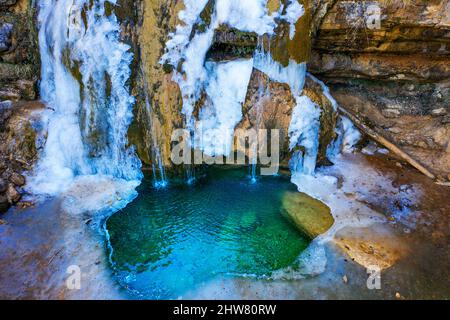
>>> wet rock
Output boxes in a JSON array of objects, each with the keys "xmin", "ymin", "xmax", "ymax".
[
  {"xmin": 266, "ymin": 0, "xmax": 312, "ymax": 65},
  {"xmin": 3, "ymin": 101, "xmax": 46, "ymax": 165},
  {"xmin": 302, "ymin": 77, "xmax": 339, "ymax": 166},
  {"xmin": 281, "ymin": 191, "xmax": 334, "ymax": 239},
  {"xmin": 6, "ymin": 183, "xmax": 21, "ymax": 203},
  {"xmin": 236, "ymin": 69, "xmax": 338, "ymax": 167},
  {"xmin": 128, "ymin": 0, "xmax": 183, "ymax": 170},
  {"xmin": 236, "ymin": 68, "xmax": 296, "ymax": 164},
  {"xmin": 10, "ymin": 172, "xmax": 25, "ymax": 187}
]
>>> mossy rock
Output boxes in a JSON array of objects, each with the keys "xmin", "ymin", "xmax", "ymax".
[{"xmin": 281, "ymin": 191, "xmax": 334, "ymax": 239}]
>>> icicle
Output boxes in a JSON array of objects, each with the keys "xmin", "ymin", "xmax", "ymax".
[{"xmin": 29, "ymin": 0, "xmax": 141, "ymax": 195}]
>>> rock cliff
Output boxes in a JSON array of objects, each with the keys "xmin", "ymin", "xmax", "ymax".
[{"xmin": 309, "ymin": 0, "xmax": 450, "ymax": 179}]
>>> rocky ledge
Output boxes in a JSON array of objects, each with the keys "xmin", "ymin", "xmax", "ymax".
[{"xmin": 309, "ymin": 0, "xmax": 450, "ymax": 179}]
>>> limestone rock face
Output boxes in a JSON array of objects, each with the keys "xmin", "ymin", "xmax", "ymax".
[
  {"xmin": 125, "ymin": 0, "xmax": 184, "ymax": 170},
  {"xmin": 309, "ymin": 0, "xmax": 450, "ymax": 178},
  {"xmin": 281, "ymin": 191, "xmax": 334, "ymax": 239},
  {"xmin": 236, "ymin": 68, "xmax": 296, "ymax": 165}
]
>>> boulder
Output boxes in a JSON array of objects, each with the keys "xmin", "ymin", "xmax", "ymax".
[
  {"xmin": 236, "ymin": 69, "xmax": 338, "ymax": 167},
  {"xmin": 333, "ymin": 225, "xmax": 410, "ymax": 271},
  {"xmin": 10, "ymin": 172, "xmax": 25, "ymax": 186},
  {"xmin": 281, "ymin": 191, "xmax": 334, "ymax": 239},
  {"xmin": 6, "ymin": 183, "xmax": 21, "ymax": 203}
]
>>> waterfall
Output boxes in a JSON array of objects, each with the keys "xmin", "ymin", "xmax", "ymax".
[
  {"xmin": 141, "ymin": 67, "xmax": 168, "ymax": 188},
  {"xmin": 253, "ymin": 47, "xmax": 324, "ymax": 175},
  {"xmin": 307, "ymin": 74, "xmax": 361, "ymax": 160},
  {"xmin": 160, "ymin": 0, "xmax": 281, "ymax": 183},
  {"xmin": 195, "ymin": 59, "xmax": 254, "ymax": 157},
  {"xmin": 143, "ymin": 94, "xmax": 168, "ymax": 189},
  {"xmin": 160, "ymin": 0, "xmax": 358, "ymax": 181},
  {"xmin": 29, "ymin": 0, "xmax": 141, "ymax": 196}
]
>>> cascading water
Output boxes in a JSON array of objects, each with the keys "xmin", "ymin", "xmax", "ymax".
[
  {"xmin": 249, "ymin": 38, "xmax": 271, "ymax": 183},
  {"xmin": 29, "ymin": 0, "xmax": 141, "ymax": 196},
  {"xmin": 161, "ymin": 0, "xmax": 309, "ymax": 183},
  {"xmin": 140, "ymin": 67, "xmax": 168, "ymax": 188}
]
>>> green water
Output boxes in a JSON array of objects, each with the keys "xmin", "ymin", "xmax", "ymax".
[{"xmin": 105, "ymin": 167, "xmax": 309, "ymax": 299}]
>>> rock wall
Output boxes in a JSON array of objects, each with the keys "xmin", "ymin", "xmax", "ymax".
[
  {"xmin": 129, "ymin": 0, "xmax": 339, "ymax": 172},
  {"xmin": 0, "ymin": 0, "xmax": 42, "ymax": 213},
  {"xmin": 309, "ymin": 0, "xmax": 450, "ymax": 179},
  {"xmin": 2, "ymin": 0, "xmax": 448, "ymax": 209},
  {"xmin": 126, "ymin": 0, "xmax": 184, "ymax": 173}
]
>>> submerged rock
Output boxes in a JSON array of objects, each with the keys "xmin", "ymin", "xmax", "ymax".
[{"xmin": 281, "ymin": 191, "xmax": 334, "ymax": 239}]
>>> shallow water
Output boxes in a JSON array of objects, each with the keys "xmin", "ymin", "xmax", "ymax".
[{"xmin": 106, "ymin": 167, "xmax": 309, "ymax": 299}]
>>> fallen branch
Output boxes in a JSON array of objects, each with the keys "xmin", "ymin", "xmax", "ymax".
[{"xmin": 337, "ymin": 106, "xmax": 437, "ymax": 180}]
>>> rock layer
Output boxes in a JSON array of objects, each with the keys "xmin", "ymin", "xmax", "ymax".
[{"xmin": 309, "ymin": 0, "xmax": 450, "ymax": 179}]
